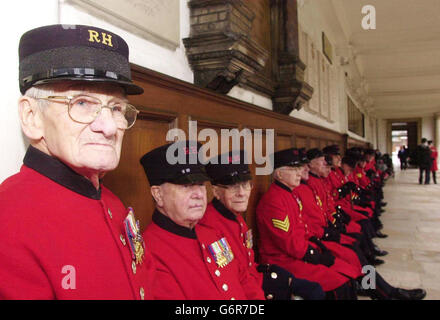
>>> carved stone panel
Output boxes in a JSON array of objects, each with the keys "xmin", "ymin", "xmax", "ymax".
[
  {"xmin": 305, "ymin": 39, "xmax": 319, "ymax": 114},
  {"xmin": 183, "ymin": 0, "xmax": 269, "ymax": 94},
  {"xmin": 329, "ymin": 64, "xmax": 338, "ymax": 123},
  {"xmin": 184, "ymin": 0, "xmax": 312, "ymax": 114},
  {"xmin": 319, "ymin": 54, "xmax": 329, "ymax": 119}
]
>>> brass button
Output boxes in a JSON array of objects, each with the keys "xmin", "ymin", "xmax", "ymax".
[
  {"xmin": 202, "ymin": 244, "xmax": 206, "ymax": 249},
  {"xmin": 132, "ymin": 261, "xmax": 137, "ymax": 274},
  {"xmin": 120, "ymin": 234, "xmax": 126, "ymax": 246},
  {"xmin": 140, "ymin": 287, "xmax": 145, "ymax": 300},
  {"xmin": 222, "ymin": 284, "xmax": 228, "ymax": 291},
  {"xmin": 207, "ymin": 257, "xmax": 212, "ymax": 263},
  {"xmin": 266, "ymin": 294, "xmax": 274, "ymax": 300},
  {"xmin": 249, "ymin": 262, "xmax": 252, "ymax": 267},
  {"xmin": 215, "ymin": 270, "xmax": 221, "ymax": 277},
  {"xmin": 107, "ymin": 208, "xmax": 112, "ymax": 219},
  {"xmin": 231, "ymin": 297, "xmax": 236, "ymax": 300},
  {"xmin": 271, "ymin": 272, "xmax": 278, "ymax": 279}
]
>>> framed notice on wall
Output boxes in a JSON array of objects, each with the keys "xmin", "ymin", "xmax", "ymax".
[
  {"xmin": 67, "ymin": 0, "xmax": 180, "ymax": 49},
  {"xmin": 347, "ymin": 96, "xmax": 365, "ymax": 137},
  {"xmin": 322, "ymin": 32, "xmax": 333, "ymax": 64}
]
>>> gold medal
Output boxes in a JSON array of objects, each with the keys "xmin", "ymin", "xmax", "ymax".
[{"xmin": 135, "ymin": 240, "xmax": 145, "ymax": 265}]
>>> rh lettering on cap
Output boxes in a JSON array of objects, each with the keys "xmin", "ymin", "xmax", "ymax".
[{"xmin": 88, "ymin": 30, "xmax": 113, "ymax": 47}]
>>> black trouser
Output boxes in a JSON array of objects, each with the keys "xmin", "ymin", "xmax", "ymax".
[
  {"xmin": 258, "ymin": 264, "xmax": 326, "ymax": 300},
  {"xmin": 400, "ymin": 160, "xmax": 407, "ymax": 170},
  {"xmin": 432, "ymin": 171, "xmax": 437, "ymax": 184},
  {"xmin": 325, "ymin": 280, "xmax": 358, "ymax": 300},
  {"xmin": 419, "ymin": 167, "xmax": 430, "ymax": 184},
  {"xmin": 343, "ymin": 242, "xmax": 396, "ymax": 300}
]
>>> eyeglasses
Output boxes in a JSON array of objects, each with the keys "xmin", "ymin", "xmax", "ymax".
[
  {"xmin": 217, "ymin": 181, "xmax": 253, "ymax": 192},
  {"xmin": 38, "ymin": 95, "xmax": 140, "ymax": 129}
]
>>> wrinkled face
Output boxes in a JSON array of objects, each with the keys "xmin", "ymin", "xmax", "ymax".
[
  {"xmin": 331, "ymin": 154, "xmax": 342, "ymax": 167},
  {"xmin": 37, "ymin": 83, "xmax": 126, "ymax": 176},
  {"xmin": 212, "ymin": 181, "xmax": 252, "ymax": 214},
  {"xmin": 155, "ymin": 182, "xmax": 207, "ymax": 228},
  {"xmin": 309, "ymin": 156, "xmax": 327, "ymax": 176},
  {"xmin": 341, "ymin": 163, "xmax": 353, "ymax": 175},
  {"xmin": 300, "ymin": 164, "xmax": 310, "ymax": 181},
  {"xmin": 275, "ymin": 166, "xmax": 302, "ymax": 189},
  {"xmin": 322, "ymin": 165, "xmax": 331, "ymax": 178}
]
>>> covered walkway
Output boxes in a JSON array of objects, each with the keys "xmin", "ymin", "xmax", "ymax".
[{"xmin": 374, "ymin": 167, "xmax": 440, "ymax": 299}]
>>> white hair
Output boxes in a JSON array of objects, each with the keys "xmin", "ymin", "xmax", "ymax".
[{"xmin": 23, "ymin": 84, "xmax": 57, "ymax": 109}]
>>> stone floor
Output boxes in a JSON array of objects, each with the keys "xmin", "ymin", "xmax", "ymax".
[{"xmin": 373, "ymin": 167, "xmax": 440, "ymax": 299}]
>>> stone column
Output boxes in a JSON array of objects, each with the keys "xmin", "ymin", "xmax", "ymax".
[{"xmin": 435, "ymin": 112, "xmax": 440, "ymax": 152}]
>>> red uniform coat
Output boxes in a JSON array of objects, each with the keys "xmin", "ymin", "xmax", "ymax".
[
  {"xmin": 325, "ymin": 169, "xmax": 371, "ymax": 222},
  {"xmin": 143, "ymin": 210, "xmax": 263, "ymax": 300},
  {"xmin": 0, "ymin": 147, "xmax": 154, "ymax": 300},
  {"xmin": 294, "ymin": 181, "xmax": 356, "ymax": 247},
  {"xmin": 347, "ymin": 173, "xmax": 374, "ymax": 218},
  {"xmin": 198, "ymin": 200, "xmax": 265, "ymax": 299},
  {"xmin": 256, "ymin": 181, "xmax": 359, "ymax": 292},
  {"xmin": 322, "ymin": 177, "xmax": 361, "ymax": 234},
  {"xmin": 430, "ymin": 146, "xmax": 438, "ymax": 172},
  {"xmin": 353, "ymin": 166, "xmax": 371, "ymax": 189}
]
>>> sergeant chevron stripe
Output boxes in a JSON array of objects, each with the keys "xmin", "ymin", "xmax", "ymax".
[{"xmin": 272, "ymin": 216, "xmax": 290, "ymax": 232}]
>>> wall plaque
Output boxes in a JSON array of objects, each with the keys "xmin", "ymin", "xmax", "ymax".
[
  {"xmin": 68, "ymin": 0, "xmax": 180, "ymax": 49},
  {"xmin": 322, "ymin": 31, "xmax": 333, "ymax": 64}
]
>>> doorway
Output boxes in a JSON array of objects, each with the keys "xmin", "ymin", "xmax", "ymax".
[{"xmin": 389, "ymin": 120, "xmax": 420, "ymax": 167}]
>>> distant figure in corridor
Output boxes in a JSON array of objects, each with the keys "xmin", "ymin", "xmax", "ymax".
[
  {"xmin": 415, "ymin": 138, "xmax": 432, "ymax": 185},
  {"xmin": 398, "ymin": 146, "xmax": 408, "ymax": 170},
  {"xmin": 428, "ymin": 140, "xmax": 438, "ymax": 184}
]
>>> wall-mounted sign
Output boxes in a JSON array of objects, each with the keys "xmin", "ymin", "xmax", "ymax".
[
  {"xmin": 68, "ymin": 0, "xmax": 180, "ymax": 49},
  {"xmin": 322, "ymin": 31, "xmax": 333, "ymax": 64}
]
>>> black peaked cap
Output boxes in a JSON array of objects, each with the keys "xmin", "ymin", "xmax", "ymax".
[
  {"xmin": 206, "ymin": 150, "xmax": 252, "ymax": 185},
  {"xmin": 306, "ymin": 148, "xmax": 324, "ymax": 161},
  {"xmin": 323, "ymin": 144, "xmax": 341, "ymax": 156},
  {"xmin": 140, "ymin": 141, "xmax": 210, "ymax": 186},
  {"xmin": 273, "ymin": 148, "xmax": 302, "ymax": 170},
  {"xmin": 19, "ymin": 24, "xmax": 143, "ymax": 95}
]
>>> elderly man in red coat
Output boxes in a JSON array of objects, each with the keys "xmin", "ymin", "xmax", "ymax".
[
  {"xmin": 141, "ymin": 142, "xmax": 265, "ymax": 300},
  {"xmin": 300, "ymin": 148, "xmax": 426, "ymax": 300},
  {"xmin": 199, "ymin": 150, "xmax": 325, "ymax": 300},
  {"xmin": 0, "ymin": 25, "xmax": 154, "ymax": 299},
  {"xmin": 256, "ymin": 148, "xmax": 359, "ymax": 299}
]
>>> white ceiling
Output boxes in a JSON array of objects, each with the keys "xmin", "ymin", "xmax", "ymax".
[{"xmin": 329, "ymin": 0, "xmax": 440, "ymax": 118}]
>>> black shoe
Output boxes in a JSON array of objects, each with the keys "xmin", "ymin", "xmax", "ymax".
[
  {"xmin": 373, "ymin": 249, "xmax": 388, "ymax": 257},
  {"xmin": 381, "ymin": 202, "xmax": 387, "ymax": 207},
  {"xmin": 380, "ymin": 209, "xmax": 386, "ymax": 213},
  {"xmin": 392, "ymin": 288, "xmax": 426, "ymax": 300},
  {"xmin": 375, "ymin": 231, "xmax": 388, "ymax": 238},
  {"xmin": 370, "ymin": 258, "xmax": 385, "ymax": 266}
]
